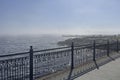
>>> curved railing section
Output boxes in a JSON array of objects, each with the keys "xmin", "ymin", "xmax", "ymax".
[{"xmin": 0, "ymin": 40, "xmax": 120, "ymax": 80}]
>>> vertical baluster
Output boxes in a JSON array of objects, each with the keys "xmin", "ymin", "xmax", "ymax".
[
  {"xmin": 4, "ymin": 61, "xmax": 6, "ymax": 80},
  {"xmin": 26, "ymin": 57, "xmax": 28, "ymax": 79},
  {"xmin": 0, "ymin": 61, "xmax": 3, "ymax": 80},
  {"xmin": 18, "ymin": 58, "xmax": 20, "ymax": 79},
  {"xmin": 49, "ymin": 53, "xmax": 51, "ymax": 72},
  {"xmin": 17, "ymin": 59, "xmax": 19, "ymax": 79},
  {"xmin": 76, "ymin": 49, "xmax": 78, "ymax": 65},
  {"xmin": 16, "ymin": 59, "xmax": 18, "ymax": 79},
  {"xmin": 15, "ymin": 59, "xmax": 17, "ymax": 79},
  {"xmin": 34, "ymin": 55, "xmax": 36, "ymax": 78},
  {"xmin": 71, "ymin": 42, "xmax": 74, "ymax": 70},
  {"xmin": 82, "ymin": 49, "xmax": 84, "ymax": 72},
  {"xmin": 42, "ymin": 54, "xmax": 44, "ymax": 73},
  {"xmin": 29, "ymin": 46, "xmax": 33, "ymax": 80},
  {"xmin": 21, "ymin": 57, "xmax": 23, "ymax": 80},
  {"xmin": 21, "ymin": 58, "xmax": 24, "ymax": 80},
  {"xmin": 83, "ymin": 53, "xmax": 85, "ymax": 71},
  {"xmin": 23, "ymin": 57, "xmax": 26, "ymax": 79},
  {"xmin": 93, "ymin": 40, "xmax": 96, "ymax": 61},
  {"xmin": 19, "ymin": 59, "xmax": 21, "ymax": 80},
  {"xmin": 38, "ymin": 55, "xmax": 41, "ymax": 74},
  {"xmin": 107, "ymin": 40, "xmax": 110, "ymax": 56},
  {"xmin": 0, "ymin": 62, "xmax": 1, "ymax": 80},
  {"xmin": 12, "ymin": 59, "xmax": 14, "ymax": 80},
  {"xmin": 117, "ymin": 39, "xmax": 119, "ymax": 52},
  {"xmin": 3, "ymin": 61, "xmax": 5, "ymax": 80},
  {"xmin": 11, "ymin": 59, "xmax": 13, "ymax": 80},
  {"xmin": 14, "ymin": 59, "xmax": 17, "ymax": 80},
  {"xmin": 79, "ymin": 50, "xmax": 82, "ymax": 65},
  {"xmin": 49, "ymin": 53, "xmax": 52, "ymax": 71},
  {"xmin": 36, "ymin": 56, "xmax": 38, "ymax": 75},
  {"xmin": 6, "ymin": 60, "xmax": 9, "ymax": 80},
  {"xmin": 24, "ymin": 57, "xmax": 26, "ymax": 79},
  {"xmin": 25, "ymin": 57, "xmax": 28, "ymax": 79},
  {"xmin": 79, "ymin": 50, "xmax": 81, "ymax": 72},
  {"xmin": 37, "ymin": 55, "xmax": 39, "ymax": 77},
  {"xmin": 19, "ymin": 59, "xmax": 20, "ymax": 79},
  {"xmin": 43, "ymin": 54, "xmax": 47, "ymax": 73},
  {"xmin": 46, "ymin": 53, "xmax": 49, "ymax": 72},
  {"xmin": 34, "ymin": 56, "xmax": 36, "ymax": 75},
  {"xmin": 1, "ymin": 61, "xmax": 4, "ymax": 80},
  {"xmin": 9, "ymin": 60, "xmax": 12, "ymax": 80}
]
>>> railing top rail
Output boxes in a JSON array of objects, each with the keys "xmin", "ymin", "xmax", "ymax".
[
  {"xmin": 0, "ymin": 51, "xmax": 29, "ymax": 57},
  {"xmin": 33, "ymin": 46, "xmax": 70, "ymax": 53},
  {"xmin": 0, "ymin": 46, "xmax": 70, "ymax": 57},
  {"xmin": 74, "ymin": 43, "xmax": 92, "ymax": 47}
]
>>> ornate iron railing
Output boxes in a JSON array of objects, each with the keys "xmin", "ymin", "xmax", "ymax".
[{"xmin": 0, "ymin": 40, "xmax": 120, "ymax": 80}]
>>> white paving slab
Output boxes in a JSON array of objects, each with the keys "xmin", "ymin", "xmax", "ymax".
[{"xmin": 75, "ymin": 58, "xmax": 120, "ymax": 80}]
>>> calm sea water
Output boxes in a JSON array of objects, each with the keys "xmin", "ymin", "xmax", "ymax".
[{"xmin": 0, "ymin": 35, "xmax": 67, "ymax": 55}]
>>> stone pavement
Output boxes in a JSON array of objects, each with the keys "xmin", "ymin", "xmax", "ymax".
[{"xmin": 75, "ymin": 57, "xmax": 120, "ymax": 80}]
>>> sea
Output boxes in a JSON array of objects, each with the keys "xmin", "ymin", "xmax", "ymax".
[{"xmin": 0, "ymin": 35, "xmax": 68, "ymax": 55}]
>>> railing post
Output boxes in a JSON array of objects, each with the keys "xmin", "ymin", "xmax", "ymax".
[
  {"xmin": 117, "ymin": 39, "xmax": 119, "ymax": 52},
  {"xmin": 93, "ymin": 40, "xmax": 96, "ymax": 61},
  {"xmin": 29, "ymin": 46, "xmax": 33, "ymax": 80},
  {"xmin": 107, "ymin": 40, "xmax": 109, "ymax": 56},
  {"xmin": 71, "ymin": 42, "xmax": 74, "ymax": 70}
]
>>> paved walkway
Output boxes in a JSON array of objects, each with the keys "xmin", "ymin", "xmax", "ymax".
[{"xmin": 75, "ymin": 58, "xmax": 120, "ymax": 80}]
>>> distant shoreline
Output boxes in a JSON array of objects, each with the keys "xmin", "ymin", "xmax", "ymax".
[{"xmin": 58, "ymin": 35, "xmax": 120, "ymax": 46}]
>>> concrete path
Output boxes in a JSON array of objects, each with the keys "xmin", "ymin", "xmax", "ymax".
[{"xmin": 75, "ymin": 58, "xmax": 120, "ymax": 80}]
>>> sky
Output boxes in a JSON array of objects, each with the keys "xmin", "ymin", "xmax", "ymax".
[{"xmin": 0, "ymin": 0, "xmax": 120, "ymax": 36}]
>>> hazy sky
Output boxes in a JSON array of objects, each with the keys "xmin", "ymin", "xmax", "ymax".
[{"xmin": 0, "ymin": 0, "xmax": 120, "ymax": 35}]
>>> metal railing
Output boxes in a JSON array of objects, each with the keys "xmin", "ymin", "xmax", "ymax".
[{"xmin": 0, "ymin": 40, "xmax": 120, "ymax": 80}]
